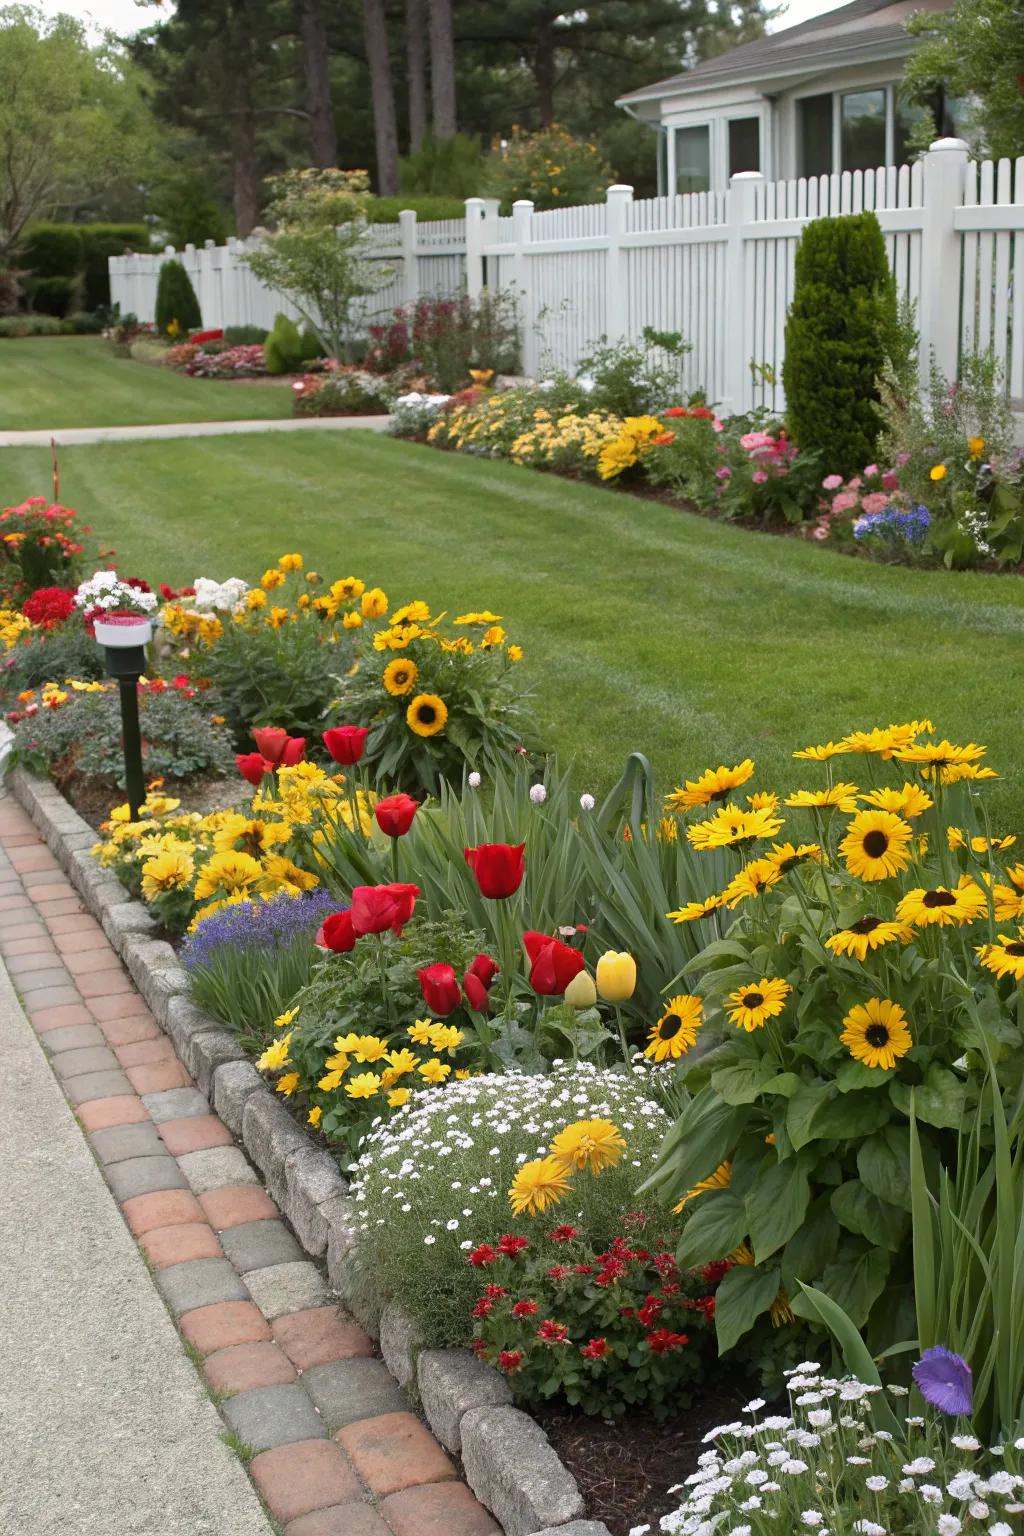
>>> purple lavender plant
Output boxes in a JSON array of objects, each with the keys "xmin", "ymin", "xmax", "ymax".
[
  {"xmin": 912, "ymin": 1346, "xmax": 973, "ymax": 1416},
  {"xmin": 181, "ymin": 888, "xmax": 339, "ymax": 972}
]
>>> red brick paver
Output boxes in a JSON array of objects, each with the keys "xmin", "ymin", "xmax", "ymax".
[
  {"xmin": 273, "ymin": 1308, "xmax": 375, "ymax": 1371},
  {"xmin": 381, "ymin": 1482, "xmax": 501, "ymax": 1536},
  {"xmin": 251, "ymin": 1440, "xmax": 361, "ymax": 1522},
  {"xmin": 203, "ymin": 1341, "xmax": 297, "ymax": 1396},
  {"xmin": 179, "ymin": 1301, "xmax": 273, "ymax": 1356},
  {"xmin": 77, "ymin": 1095, "xmax": 150, "ymax": 1131},
  {"xmin": 199, "ymin": 1185, "xmax": 278, "ymax": 1230},
  {"xmin": 140, "ymin": 1222, "xmax": 225, "ymax": 1269},
  {"xmin": 158, "ymin": 1115, "xmax": 234, "ymax": 1156},
  {"xmin": 123, "ymin": 1189, "xmax": 206, "ymax": 1235},
  {"xmin": 336, "ymin": 1413, "xmax": 457, "ymax": 1496}
]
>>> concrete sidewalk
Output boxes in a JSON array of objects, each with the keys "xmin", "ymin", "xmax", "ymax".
[
  {"xmin": 0, "ymin": 957, "xmax": 273, "ymax": 1536},
  {"xmin": 0, "ymin": 415, "xmax": 391, "ymax": 448}
]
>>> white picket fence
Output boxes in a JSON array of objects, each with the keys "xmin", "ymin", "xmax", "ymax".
[{"xmin": 110, "ymin": 138, "xmax": 1024, "ymax": 415}]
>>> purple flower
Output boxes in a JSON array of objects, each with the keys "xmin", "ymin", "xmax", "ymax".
[
  {"xmin": 181, "ymin": 888, "xmax": 339, "ymax": 972},
  {"xmin": 912, "ymin": 1347, "xmax": 972, "ymax": 1416}
]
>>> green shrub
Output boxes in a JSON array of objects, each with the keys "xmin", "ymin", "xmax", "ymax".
[
  {"xmin": 292, "ymin": 369, "xmax": 393, "ymax": 417},
  {"xmin": 484, "ymin": 125, "xmax": 614, "ymax": 212},
  {"xmin": 78, "ymin": 224, "xmax": 150, "ymax": 310},
  {"xmin": 577, "ymin": 327, "xmax": 692, "ymax": 416},
  {"xmin": 154, "ymin": 259, "xmax": 202, "ymax": 337},
  {"xmin": 398, "ymin": 133, "xmax": 485, "ymax": 199},
  {"xmin": 224, "ymin": 324, "xmax": 268, "ymax": 346},
  {"xmin": 25, "ymin": 275, "xmax": 77, "ymax": 317},
  {"xmin": 367, "ymin": 195, "xmax": 467, "ymax": 223},
  {"xmin": 264, "ymin": 312, "xmax": 304, "ymax": 374},
  {"xmin": 0, "ymin": 313, "xmax": 61, "ymax": 337},
  {"xmin": 783, "ymin": 212, "xmax": 898, "ymax": 477},
  {"xmin": 21, "ymin": 222, "xmax": 149, "ymax": 311},
  {"xmin": 21, "ymin": 223, "xmax": 83, "ymax": 279},
  {"xmin": 65, "ymin": 310, "xmax": 107, "ymax": 335},
  {"xmin": 2, "ymin": 623, "xmax": 105, "ymax": 700}
]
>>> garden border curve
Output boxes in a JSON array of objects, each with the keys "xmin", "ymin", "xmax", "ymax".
[{"xmin": 7, "ymin": 765, "xmax": 610, "ymax": 1536}]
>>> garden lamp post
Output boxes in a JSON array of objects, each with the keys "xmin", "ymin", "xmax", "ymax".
[{"xmin": 95, "ymin": 616, "xmax": 152, "ymax": 821}]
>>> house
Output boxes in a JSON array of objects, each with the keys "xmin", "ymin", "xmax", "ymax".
[{"xmin": 616, "ymin": 0, "xmax": 959, "ymax": 195}]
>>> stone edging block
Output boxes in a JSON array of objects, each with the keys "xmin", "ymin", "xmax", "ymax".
[{"xmin": 7, "ymin": 767, "xmax": 594, "ymax": 1536}]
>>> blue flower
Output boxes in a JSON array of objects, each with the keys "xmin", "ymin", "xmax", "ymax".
[
  {"xmin": 911, "ymin": 1346, "xmax": 972, "ymax": 1416},
  {"xmin": 853, "ymin": 504, "xmax": 930, "ymax": 547},
  {"xmin": 181, "ymin": 888, "xmax": 339, "ymax": 972}
]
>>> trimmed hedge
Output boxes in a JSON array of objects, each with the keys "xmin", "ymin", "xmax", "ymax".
[
  {"xmin": 21, "ymin": 222, "xmax": 151, "ymax": 312},
  {"xmin": 367, "ymin": 196, "xmax": 466, "ymax": 223}
]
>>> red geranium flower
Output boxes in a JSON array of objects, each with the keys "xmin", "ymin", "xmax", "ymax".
[
  {"xmin": 498, "ymin": 1349, "xmax": 524, "ymax": 1373},
  {"xmin": 317, "ymin": 910, "xmax": 356, "ymax": 952},
  {"xmin": 511, "ymin": 1300, "xmax": 538, "ymax": 1318},
  {"xmin": 637, "ymin": 1296, "xmax": 663, "ymax": 1327},
  {"xmin": 472, "ymin": 1296, "xmax": 495, "ymax": 1318},
  {"xmin": 483, "ymin": 1284, "xmax": 507, "ymax": 1299},
  {"xmin": 522, "ymin": 931, "xmax": 585, "ymax": 996},
  {"xmin": 251, "ymin": 726, "xmax": 305, "ymax": 766},
  {"xmin": 546, "ymin": 1264, "xmax": 571, "ymax": 1280},
  {"xmin": 496, "ymin": 1235, "xmax": 529, "ymax": 1257},
  {"xmin": 467, "ymin": 1244, "xmax": 498, "ymax": 1267},
  {"xmin": 350, "ymin": 882, "xmax": 419, "ymax": 937},
  {"xmin": 374, "ymin": 793, "xmax": 419, "ymax": 838},
  {"xmin": 537, "ymin": 1319, "xmax": 569, "ymax": 1344},
  {"xmin": 323, "ymin": 725, "xmax": 369, "ymax": 765},
  {"xmin": 464, "ymin": 842, "xmax": 525, "ymax": 899},
  {"xmin": 581, "ymin": 1337, "xmax": 608, "ymax": 1360},
  {"xmin": 21, "ymin": 586, "xmax": 75, "ymax": 628},
  {"xmin": 547, "ymin": 1225, "xmax": 580, "ymax": 1243},
  {"xmin": 645, "ymin": 1328, "xmax": 690, "ymax": 1354},
  {"xmin": 417, "ymin": 962, "xmax": 461, "ymax": 1016}
]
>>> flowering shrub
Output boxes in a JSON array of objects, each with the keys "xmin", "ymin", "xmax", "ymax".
[
  {"xmin": 647, "ymin": 719, "xmax": 1024, "ymax": 1364},
  {"xmin": 1, "ymin": 614, "xmax": 106, "ymax": 695},
  {"xmin": 74, "ymin": 569, "xmax": 158, "ymax": 622},
  {"xmin": 184, "ymin": 344, "xmax": 266, "ymax": 377},
  {"xmin": 712, "ymin": 422, "xmax": 822, "ymax": 525},
  {"xmin": 483, "ymin": 125, "xmax": 614, "ymax": 212},
  {"xmin": 655, "ymin": 1359, "xmax": 1024, "ymax": 1536},
  {"xmin": 351, "ymin": 1064, "xmax": 672, "ymax": 1344},
  {"xmin": 388, "ymin": 392, "xmax": 451, "ymax": 437},
  {"xmin": 366, "ymin": 293, "xmax": 520, "ymax": 392},
  {"xmin": 471, "ymin": 1226, "xmax": 716, "ymax": 1417},
  {"xmin": 0, "ymin": 499, "xmax": 89, "ymax": 603},
  {"xmin": 291, "ymin": 368, "xmax": 393, "ymax": 417},
  {"xmin": 643, "ymin": 407, "xmax": 725, "ymax": 503}
]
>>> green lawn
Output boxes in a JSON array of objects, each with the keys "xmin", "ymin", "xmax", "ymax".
[
  {"xmin": 4, "ymin": 429, "xmax": 1024, "ymax": 819},
  {"xmin": 0, "ymin": 337, "xmax": 293, "ymax": 430}
]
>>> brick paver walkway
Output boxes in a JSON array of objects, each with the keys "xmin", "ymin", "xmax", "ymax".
[{"xmin": 0, "ymin": 788, "xmax": 500, "ymax": 1536}]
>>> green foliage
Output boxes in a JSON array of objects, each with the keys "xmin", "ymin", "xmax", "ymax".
[
  {"xmin": 195, "ymin": 610, "xmax": 351, "ymax": 747},
  {"xmin": 151, "ymin": 168, "xmax": 230, "ymax": 249},
  {"xmin": 367, "ymin": 195, "xmax": 466, "ymax": 224},
  {"xmin": 77, "ymin": 224, "xmax": 151, "ymax": 310},
  {"xmin": 154, "ymin": 259, "xmax": 202, "ymax": 337},
  {"xmin": 25, "ymin": 275, "xmax": 75, "ymax": 316},
  {"xmin": 21, "ymin": 222, "xmax": 82, "ymax": 278},
  {"xmin": 351, "ymin": 1064, "xmax": 673, "ymax": 1344},
  {"xmin": 577, "ymin": 328, "xmax": 692, "ymax": 416},
  {"xmin": 2, "ymin": 621, "xmax": 104, "ymax": 698},
  {"xmin": 292, "ymin": 369, "xmax": 394, "ymax": 417},
  {"xmin": 224, "ymin": 325, "xmax": 268, "ymax": 346},
  {"xmin": 642, "ymin": 409, "xmax": 724, "ymax": 503},
  {"xmin": 263, "ymin": 312, "xmax": 304, "ymax": 375},
  {"xmin": 484, "ymin": 124, "xmax": 614, "ymax": 213},
  {"xmin": 368, "ymin": 292, "xmax": 521, "ymax": 392},
  {"xmin": 399, "ymin": 133, "xmax": 486, "ymax": 198},
  {"xmin": 783, "ymin": 213, "xmax": 898, "ymax": 477},
  {"xmin": 903, "ymin": 0, "xmax": 1024, "ymax": 159},
  {"xmin": 0, "ymin": 312, "xmax": 61, "ymax": 336},
  {"xmin": 10, "ymin": 682, "xmax": 234, "ymax": 789}
]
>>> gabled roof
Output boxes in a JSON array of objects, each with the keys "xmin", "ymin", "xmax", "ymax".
[{"xmin": 616, "ymin": 0, "xmax": 940, "ymax": 108}]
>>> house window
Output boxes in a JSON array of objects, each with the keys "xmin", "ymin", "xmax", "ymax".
[
  {"xmin": 798, "ymin": 93, "xmax": 833, "ymax": 177},
  {"xmin": 728, "ymin": 117, "xmax": 761, "ymax": 176},
  {"xmin": 675, "ymin": 125, "xmax": 710, "ymax": 193},
  {"xmin": 841, "ymin": 88, "xmax": 887, "ymax": 172}
]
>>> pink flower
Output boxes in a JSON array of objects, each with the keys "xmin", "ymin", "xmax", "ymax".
[
  {"xmin": 860, "ymin": 492, "xmax": 889, "ymax": 515},
  {"xmin": 822, "ymin": 474, "xmax": 843, "ymax": 491},
  {"xmin": 847, "ymin": 476, "xmax": 862, "ymax": 491},
  {"xmin": 896, "ymin": 452, "xmax": 911, "ymax": 466},
  {"xmin": 882, "ymin": 470, "xmax": 899, "ymax": 492},
  {"xmin": 751, "ymin": 470, "xmax": 768, "ymax": 484},
  {"xmin": 715, "ymin": 466, "xmax": 731, "ymax": 480},
  {"xmin": 863, "ymin": 463, "xmax": 879, "ymax": 478},
  {"xmin": 831, "ymin": 491, "xmax": 859, "ymax": 515},
  {"xmin": 812, "ymin": 525, "xmax": 830, "ymax": 541},
  {"xmin": 712, "ymin": 417, "xmax": 724, "ymax": 432}
]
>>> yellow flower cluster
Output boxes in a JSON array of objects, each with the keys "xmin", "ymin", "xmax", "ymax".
[
  {"xmin": 596, "ymin": 415, "xmax": 666, "ymax": 481},
  {"xmin": 0, "ymin": 608, "xmax": 32, "ymax": 650},
  {"xmin": 510, "ymin": 408, "xmax": 626, "ymax": 471},
  {"xmin": 509, "ymin": 1117, "xmax": 626, "ymax": 1216}
]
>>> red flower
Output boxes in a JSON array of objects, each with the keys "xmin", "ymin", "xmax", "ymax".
[
  {"xmin": 663, "ymin": 406, "xmax": 689, "ymax": 418},
  {"xmin": 323, "ymin": 725, "xmax": 369, "ymax": 765},
  {"xmin": 700, "ymin": 1260, "xmax": 730, "ymax": 1285},
  {"xmin": 522, "ymin": 931, "xmax": 585, "ymax": 996},
  {"xmin": 350, "ymin": 882, "xmax": 419, "ymax": 937},
  {"xmin": 581, "ymin": 1337, "xmax": 608, "ymax": 1360},
  {"xmin": 374, "ymin": 793, "xmax": 419, "ymax": 837},
  {"xmin": 536, "ymin": 1319, "xmax": 569, "ymax": 1344},
  {"xmin": 496, "ymin": 1235, "xmax": 529, "ymax": 1257},
  {"xmin": 462, "ymin": 952, "xmax": 499, "ymax": 1013},
  {"xmin": 464, "ymin": 842, "xmax": 525, "ymax": 899},
  {"xmin": 594, "ymin": 1257, "xmax": 628, "ymax": 1288},
  {"xmin": 251, "ymin": 726, "xmax": 305, "ymax": 766},
  {"xmin": 637, "ymin": 1296, "xmax": 663, "ymax": 1327},
  {"xmin": 654, "ymin": 1252, "xmax": 678, "ymax": 1278},
  {"xmin": 21, "ymin": 587, "xmax": 75, "ymax": 628},
  {"xmin": 472, "ymin": 1296, "xmax": 495, "ymax": 1318},
  {"xmin": 236, "ymin": 752, "xmax": 273, "ymax": 786},
  {"xmin": 471, "ymin": 1338, "xmax": 489, "ymax": 1357},
  {"xmin": 417, "ymin": 962, "xmax": 461, "ymax": 1016},
  {"xmin": 547, "ymin": 1225, "xmax": 580, "ymax": 1244},
  {"xmin": 511, "ymin": 1299, "xmax": 538, "ymax": 1318},
  {"xmin": 574, "ymin": 1264, "xmax": 594, "ymax": 1275},
  {"xmin": 467, "ymin": 953, "xmax": 500, "ymax": 989},
  {"xmin": 498, "ymin": 1349, "xmax": 524, "ymax": 1374},
  {"xmin": 317, "ymin": 910, "xmax": 356, "ymax": 952},
  {"xmin": 467, "ymin": 1244, "xmax": 498, "ymax": 1267},
  {"xmin": 483, "ymin": 1284, "xmax": 507, "ymax": 1299},
  {"xmin": 546, "ymin": 1265, "xmax": 571, "ymax": 1280},
  {"xmin": 645, "ymin": 1329, "xmax": 690, "ymax": 1354}
]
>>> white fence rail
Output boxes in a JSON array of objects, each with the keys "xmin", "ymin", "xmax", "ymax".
[{"xmin": 110, "ymin": 139, "xmax": 1024, "ymax": 415}]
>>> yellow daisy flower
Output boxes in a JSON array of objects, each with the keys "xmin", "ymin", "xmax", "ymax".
[
  {"xmin": 645, "ymin": 995, "xmax": 702, "ymax": 1060},
  {"xmin": 548, "ymin": 1118, "xmax": 625, "ymax": 1174},
  {"xmin": 726, "ymin": 977, "xmax": 791, "ymax": 1032},
  {"xmin": 897, "ymin": 876, "xmax": 988, "ymax": 928},
  {"xmin": 406, "ymin": 693, "xmax": 447, "ymax": 738},
  {"xmin": 509, "ymin": 1155, "xmax": 572, "ymax": 1216},
  {"xmin": 664, "ymin": 759, "xmax": 755, "ymax": 812},
  {"xmin": 785, "ymin": 783, "xmax": 860, "ymax": 813},
  {"xmin": 825, "ymin": 916, "xmax": 913, "ymax": 960},
  {"xmin": 840, "ymin": 998, "xmax": 912, "ymax": 1070},
  {"xmin": 383, "ymin": 658, "xmax": 418, "ymax": 697},
  {"xmin": 839, "ymin": 809, "xmax": 914, "ymax": 881}
]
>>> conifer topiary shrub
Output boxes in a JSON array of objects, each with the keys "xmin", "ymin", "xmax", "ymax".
[
  {"xmin": 783, "ymin": 211, "xmax": 898, "ymax": 476},
  {"xmin": 264, "ymin": 312, "xmax": 304, "ymax": 374},
  {"xmin": 154, "ymin": 260, "xmax": 202, "ymax": 337}
]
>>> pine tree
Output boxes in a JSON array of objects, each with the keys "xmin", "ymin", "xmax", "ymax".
[{"xmin": 154, "ymin": 259, "xmax": 201, "ymax": 334}]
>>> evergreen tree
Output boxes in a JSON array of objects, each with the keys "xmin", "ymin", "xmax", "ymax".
[{"xmin": 154, "ymin": 258, "xmax": 202, "ymax": 334}]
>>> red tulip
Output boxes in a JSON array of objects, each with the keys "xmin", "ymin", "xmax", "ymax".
[
  {"xmin": 464, "ymin": 842, "xmax": 525, "ymax": 899},
  {"xmin": 374, "ymin": 793, "xmax": 419, "ymax": 838},
  {"xmin": 323, "ymin": 725, "xmax": 369, "ymax": 765},
  {"xmin": 350, "ymin": 882, "xmax": 420, "ymax": 937},
  {"xmin": 522, "ymin": 931, "xmax": 585, "ymax": 996},
  {"xmin": 317, "ymin": 910, "xmax": 356, "ymax": 952},
  {"xmin": 252, "ymin": 726, "xmax": 306, "ymax": 766},
  {"xmin": 236, "ymin": 752, "xmax": 272, "ymax": 786},
  {"xmin": 467, "ymin": 952, "xmax": 500, "ymax": 989},
  {"xmin": 418, "ymin": 962, "xmax": 462, "ymax": 1016}
]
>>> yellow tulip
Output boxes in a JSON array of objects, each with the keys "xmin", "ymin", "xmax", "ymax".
[
  {"xmin": 595, "ymin": 950, "xmax": 637, "ymax": 1002},
  {"xmin": 564, "ymin": 970, "xmax": 598, "ymax": 1008}
]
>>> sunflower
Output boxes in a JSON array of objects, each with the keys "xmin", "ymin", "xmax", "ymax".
[
  {"xmin": 770, "ymin": 1288, "xmax": 795, "ymax": 1328},
  {"xmin": 726, "ymin": 977, "xmax": 792, "ymax": 1032},
  {"xmin": 763, "ymin": 841, "xmax": 821, "ymax": 875},
  {"xmin": 667, "ymin": 893, "xmax": 724, "ymax": 923},
  {"xmin": 645, "ymin": 994, "xmax": 702, "ymax": 1059},
  {"xmin": 895, "ymin": 739, "xmax": 988, "ymax": 784},
  {"xmin": 549, "ymin": 1118, "xmax": 626, "ymax": 1174},
  {"xmin": 673, "ymin": 1160, "xmax": 732, "ymax": 1213},
  {"xmin": 839, "ymin": 809, "xmax": 914, "ymax": 882},
  {"xmin": 721, "ymin": 857, "xmax": 781, "ymax": 907},
  {"xmin": 825, "ymin": 915, "xmax": 913, "ymax": 960},
  {"xmin": 509, "ymin": 1155, "xmax": 573, "ymax": 1216},
  {"xmin": 859, "ymin": 784, "xmax": 934, "ymax": 819},
  {"xmin": 686, "ymin": 805, "xmax": 784, "ymax": 851},
  {"xmin": 897, "ymin": 876, "xmax": 987, "ymax": 928},
  {"xmin": 983, "ymin": 878, "xmax": 1024, "ymax": 922},
  {"xmin": 840, "ymin": 998, "xmax": 912, "ymax": 1070},
  {"xmin": 976, "ymin": 928, "xmax": 1024, "ymax": 983},
  {"xmin": 792, "ymin": 741, "xmax": 849, "ymax": 761},
  {"xmin": 406, "ymin": 693, "xmax": 448, "ymax": 737},
  {"xmin": 383, "ymin": 657, "xmax": 418, "ymax": 696},
  {"xmin": 664, "ymin": 759, "xmax": 755, "ymax": 812},
  {"xmin": 785, "ymin": 783, "xmax": 860, "ymax": 813}
]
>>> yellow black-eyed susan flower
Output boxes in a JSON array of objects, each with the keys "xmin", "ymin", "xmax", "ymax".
[
  {"xmin": 859, "ymin": 783, "xmax": 934, "ymax": 819},
  {"xmin": 785, "ymin": 783, "xmax": 860, "ymax": 813},
  {"xmin": 664, "ymin": 759, "xmax": 755, "ymax": 812},
  {"xmin": 686, "ymin": 805, "xmax": 784, "ymax": 851},
  {"xmin": 674, "ymin": 1159, "xmax": 732, "ymax": 1213},
  {"xmin": 792, "ymin": 741, "xmax": 849, "ymax": 761},
  {"xmin": 840, "ymin": 998, "xmax": 912, "ymax": 1070},
  {"xmin": 976, "ymin": 929, "xmax": 1024, "ymax": 983},
  {"xmin": 406, "ymin": 693, "xmax": 448, "ymax": 737},
  {"xmin": 383, "ymin": 657, "xmax": 418, "ymax": 697},
  {"xmin": 763, "ymin": 841, "xmax": 821, "ymax": 875},
  {"xmin": 645, "ymin": 995, "xmax": 702, "ymax": 1060},
  {"xmin": 839, "ymin": 809, "xmax": 914, "ymax": 881},
  {"xmin": 895, "ymin": 739, "xmax": 988, "ymax": 784},
  {"xmin": 666, "ymin": 893, "xmax": 723, "ymax": 923},
  {"xmin": 721, "ymin": 858, "xmax": 781, "ymax": 907},
  {"xmin": 897, "ymin": 876, "xmax": 987, "ymax": 928},
  {"xmin": 726, "ymin": 977, "xmax": 791, "ymax": 1032},
  {"xmin": 825, "ymin": 915, "xmax": 913, "ymax": 960}
]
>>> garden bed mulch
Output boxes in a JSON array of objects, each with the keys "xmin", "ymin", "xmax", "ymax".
[
  {"xmin": 56, "ymin": 770, "xmax": 245, "ymax": 834},
  {"xmin": 538, "ymin": 1376, "xmax": 752, "ymax": 1536}
]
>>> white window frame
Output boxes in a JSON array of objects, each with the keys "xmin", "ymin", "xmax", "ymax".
[
  {"xmin": 794, "ymin": 81, "xmax": 901, "ymax": 177},
  {"xmin": 665, "ymin": 103, "xmax": 771, "ymax": 194}
]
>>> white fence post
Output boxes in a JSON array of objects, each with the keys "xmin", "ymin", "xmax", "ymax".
[
  {"xmin": 919, "ymin": 137, "xmax": 970, "ymax": 386},
  {"xmin": 398, "ymin": 209, "xmax": 419, "ymax": 305},
  {"xmin": 511, "ymin": 199, "xmax": 534, "ymax": 374},
  {"xmin": 722, "ymin": 171, "xmax": 763, "ymax": 415},
  {"xmin": 464, "ymin": 197, "xmax": 486, "ymax": 299},
  {"xmin": 605, "ymin": 184, "xmax": 633, "ymax": 343}
]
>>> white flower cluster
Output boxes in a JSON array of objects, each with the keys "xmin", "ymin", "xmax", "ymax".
[
  {"xmin": 390, "ymin": 393, "xmax": 451, "ymax": 436},
  {"xmin": 74, "ymin": 570, "xmax": 158, "ymax": 615},
  {"xmin": 643, "ymin": 1362, "xmax": 1024, "ymax": 1536},
  {"xmin": 191, "ymin": 576, "xmax": 249, "ymax": 615},
  {"xmin": 957, "ymin": 506, "xmax": 994, "ymax": 557}
]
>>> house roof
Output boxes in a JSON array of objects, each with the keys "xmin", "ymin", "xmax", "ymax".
[{"xmin": 616, "ymin": 0, "xmax": 938, "ymax": 109}]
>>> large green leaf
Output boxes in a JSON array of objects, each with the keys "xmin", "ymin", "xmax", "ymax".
[
  {"xmin": 787, "ymin": 1083, "xmax": 829, "ymax": 1150},
  {"xmin": 715, "ymin": 1262, "xmax": 782, "ymax": 1354},
  {"xmin": 810, "ymin": 1088, "xmax": 892, "ymax": 1141},
  {"xmin": 675, "ymin": 1193, "xmax": 750, "ymax": 1268},
  {"xmin": 642, "ymin": 1085, "xmax": 747, "ymax": 1198},
  {"xmin": 818, "ymin": 1246, "xmax": 891, "ymax": 1328},
  {"xmin": 711, "ymin": 1060, "xmax": 782, "ymax": 1106},
  {"xmin": 890, "ymin": 1065, "xmax": 966, "ymax": 1129},
  {"xmin": 795, "ymin": 1282, "xmax": 901, "ymax": 1437},
  {"xmin": 780, "ymin": 1201, "xmax": 840, "ymax": 1291},
  {"xmin": 831, "ymin": 1181, "xmax": 909, "ymax": 1251},
  {"xmin": 746, "ymin": 1159, "xmax": 811, "ymax": 1262},
  {"xmin": 858, "ymin": 1127, "xmax": 912, "ymax": 1212}
]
